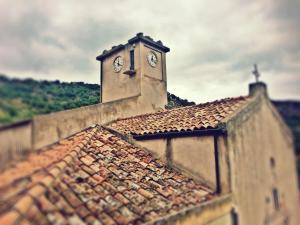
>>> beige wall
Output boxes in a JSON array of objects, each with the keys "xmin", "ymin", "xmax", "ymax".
[
  {"xmin": 140, "ymin": 75, "xmax": 167, "ymax": 111},
  {"xmin": 218, "ymin": 136, "xmax": 231, "ymax": 194},
  {"xmin": 136, "ymin": 136, "xmax": 217, "ymax": 190},
  {"xmin": 136, "ymin": 138, "xmax": 167, "ymax": 160},
  {"xmin": 32, "ymin": 95, "xmax": 144, "ymax": 150},
  {"xmin": 0, "ymin": 121, "xmax": 32, "ymax": 169},
  {"xmin": 142, "ymin": 45, "xmax": 163, "ymax": 80},
  {"xmin": 226, "ymin": 96, "xmax": 300, "ymax": 225},
  {"xmin": 172, "ymin": 136, "xmax": 216, "ymax": 189},
  {"xmin": 140, "ymin": 44, "xmax": 167, "ymax": 110},
  {"xmin": 205, "ymin": 214, "xmax": 232, "ymax": 225},
  {"xmin": 102, "ymin": 44, "xmax": 142, "ymax": 103}
]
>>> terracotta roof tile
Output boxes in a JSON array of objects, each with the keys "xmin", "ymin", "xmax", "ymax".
[
  {"xmin": 0, "ymin": 126, "xmax": 215, "ymax": 225},
  {"xmin": 108, "ymin": 96, "xmax": 251, "ymax": 135}
]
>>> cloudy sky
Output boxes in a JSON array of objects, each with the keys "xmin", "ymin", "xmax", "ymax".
[{"xmin": 0, "ymin": 0, "xmax": 299, "ymax": 102}]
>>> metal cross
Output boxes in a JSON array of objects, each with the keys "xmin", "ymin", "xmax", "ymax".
[{"xmin": 252, "ymin": 64, "xmax": 260, "ymax": 83}]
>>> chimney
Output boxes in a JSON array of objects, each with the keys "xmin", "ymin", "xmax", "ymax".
[
  {"xmin": 249, "ymin": 64, "xmax": 268, "ymax": 98},
  {"xmin": 249, "ymin": 82, "xmax": 268, "ymax": 98}
]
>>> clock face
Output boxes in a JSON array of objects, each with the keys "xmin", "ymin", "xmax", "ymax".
[
  {"xmin": 113, "ymin": 56, "xmax": 124, "ymax": 72},
  {"xmin": 147, "ymin": 51, "xmax": 158, "ymax": 67}
]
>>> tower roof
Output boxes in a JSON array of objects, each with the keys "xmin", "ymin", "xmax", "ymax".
[{"xmin": 96, "ymin": 33, "xmax": 170, "ymax": 61}]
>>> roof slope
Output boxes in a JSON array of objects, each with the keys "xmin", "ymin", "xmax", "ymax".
[
  {"xmin": 0, "ymin": 126, "xmax": 213, "ymax": 225},
  {"xmin": 108, "ymin": 96, "xmax": 251, "ymax": 136}
]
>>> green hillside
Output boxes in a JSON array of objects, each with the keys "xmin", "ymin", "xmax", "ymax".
[
  {"xmin": 0, "ymin": 75, "xmax": 194, "ymax": 125},
  {"xmin": 0, "ymin": 75, "xmax": 100, "ymax": 124}
]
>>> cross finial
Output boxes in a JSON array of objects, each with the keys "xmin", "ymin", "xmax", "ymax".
[{"xmin": 252, "ymin": 64, "xmax": 260, "ymax": 83}]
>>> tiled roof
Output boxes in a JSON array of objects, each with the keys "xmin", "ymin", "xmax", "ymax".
[
  {"xmin": 108, "ymin": 96, "xmax": 251, "ymax": 136},
  {"xmin": 0, "ymin": 126, "xmax": 214, "ymax": 225}
]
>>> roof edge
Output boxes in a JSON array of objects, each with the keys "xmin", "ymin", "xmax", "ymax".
[
  {"xmin": 96, "ymin": 33, "xmax": 170, "ymax": 61},
  {"xmin": 96, "ymin": 44, "xmax": 125, "ymax": 61},
  {"xmin": 132, "ymin": 128, "xmax": 227, "ymax": 140},
  {"xmin": 128, "ymin": 33, "xmax": 170, "ymax": 53},
  {"xmin": 220, "ymin": 96, "xmax": 256, "ymax": 126}
]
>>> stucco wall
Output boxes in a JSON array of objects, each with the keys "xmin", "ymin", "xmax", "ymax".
[
  {"xmin": 217, "ymin": 136, "xmax": 231, "ymax": 194},
  {"xmin": 205, "ymin": 214, "xmax": 232, "ymax": 225},
  {"xmin": 102, "ymin": 43, "xmax": 142, "ymax": 103},
  {"xmin": 142, "ymin": 45, "xmax": 163, "ymax": 80},
  {"xmin": 0, "ymin": 121, "xmax": 32, "ymax": 168},
  {"xmin": 136, "ymin": 136, "xmax": 216, "ymax": 189},
  {"xmin": 226, "ymin": 96, "xmax": 300, "ymax": 225},
  {"xmin": 140, "ymin": 44, "xmax": 167, "ymax": 110},
  {"xmin": 32, "ymin": 96, "xmax": 145, "ymax": 150},
  {"xmin": 140, "ymin": 75, "xmax": 167, "ymax": 111},
  {"xmin": 136, "ymin": 138, "xmax": 167, "ymax": 160},
  {"xmin": 172, "ymin": 136, "xmax": 216, "ymax": 189}
]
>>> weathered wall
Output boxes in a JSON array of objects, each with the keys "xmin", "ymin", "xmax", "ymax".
[
  {"xmin": 217, "ymin": 135, "xmax": 231, "ymax": 194},
  {"xmin": 226, "ymin": 96, "xmax": 300, "ymax": 225},
  {"xmin": 140, "ymin": 44, "xmax": 167, "ymax": 110},
  {"xmin": 136, "ymin": 138, "xmax": 167, "ymax": 160},
  {"xmin": 172, "ymin": 136, "xmax": 216, "ymax": 189},
  {"xmin": 140, "ymin": 75, "xmax": 167, "ymax": 111},
  {"xmin": 142, "ymin": 45, "xmax": 164, "ymax": 80},
  {"xmin": 205, "ymin": 214, "xmax": 232, "ymax": 225},
  {"xmin": 32, "ymin": 96, "xmax": 145, "ymax": 150},
  {"xmin": 0, "ymin": 121, "xmax": 32, "ymax": 168},
  {"xmin": 136, "ymin": 136, "xmax": 216, "ymax": 189},
  {"xmin": 102, "ymin": 43, "xmax": 142, "ymax": 103}
]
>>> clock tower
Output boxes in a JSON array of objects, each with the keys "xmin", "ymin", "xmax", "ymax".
[{"xmin": 96, "ymin": 33, "xmax": 170, "ymax": 113}]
